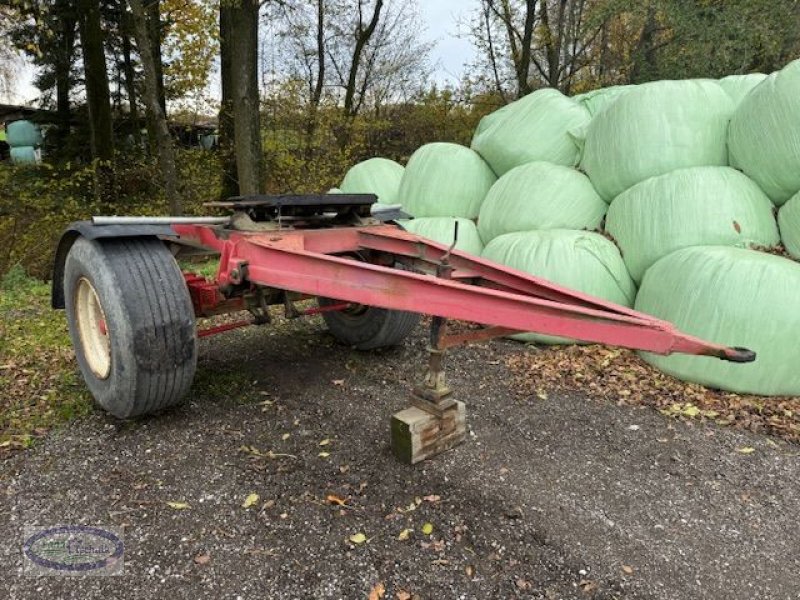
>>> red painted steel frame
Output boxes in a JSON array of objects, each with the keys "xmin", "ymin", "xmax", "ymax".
[{"xmin": 172, "ymin": 223, "xmax": 752, "ymax": 362}]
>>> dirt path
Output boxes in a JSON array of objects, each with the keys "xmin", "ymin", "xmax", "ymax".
[{"xmin": 2, "ymin": 321, "xmax": 798, "ymax": 599}]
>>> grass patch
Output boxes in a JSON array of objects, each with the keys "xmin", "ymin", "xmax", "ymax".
[{"xmin": 0, "ymin": 266, "xmax": 93, "ymax": 453}]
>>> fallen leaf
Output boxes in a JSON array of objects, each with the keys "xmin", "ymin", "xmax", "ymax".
[
  {"xmin": 397, "ymin": 528, "xmax": 413, "ymax": 541},
  {"xmin": 421, "ymin": 522, "xmax": 434, "ymax": 535},
  {"xmin": 319, "ymin": 439, "xmax": 331, "ymax": 446},
  {"xmin": 326, "ymin": 494, "xmax": 347, "ymax": 507},
  {"xmin": 194, "ymin": 553, "xmax": 211, "ymax": 566},
  {"xmin": 682, "ymin": 404, "xmax": 701, "ymax": 418},
  {"xmin": 422, "ymin": 495, "xmax": 441, "ymax": 503},
  {"xmin": 737, "ymin": 447, "xmax": 756, "ymax": 455},
  {"xmin": 318, "ymin": 452, "xmax": 330, "ymax": 458},
  {"xmin": 332, "ymin": 379, "xmax": 345, "ymax": 386},
  {"xmin": 281, "ymin": 433, "xmax": 291, "ymax": 441},
  {"xmin": 621, "ymin": 565, "xmax": 634, "ymax": 575},
  {"xmin": 349, "ymin": 532, "xmax": 367, "ymax": 545},
  {"xmin": 465, "ymin": 564, "xmax": 475, "ymax": 578},
  {"xmin": 242, "ymin": 493, "xmax": 260, "ymax": 508},
  {"xmin": 368, "ymin": 582, "xmax": 385, "ymax": 600},
  {"xmin": 515, "ymin": 578, "xmax": 532, "ymax": 590},
  {"xmin": 166, "ymin": 501, "xmax": 190, "ymax": 510},
  {"xmin": 396, "ymin": 591, "xmax": 411, "ymax": 600}
]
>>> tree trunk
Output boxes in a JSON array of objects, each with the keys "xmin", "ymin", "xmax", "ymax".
[
  {"xmin": 121, "ymin": 10, "xmax": 141, "ymax": 144},
  {"xmin": 147, "ymin": 0, "xmax": 166, "ymax": 113},
  {"xmin": 304, "ymin": 0, "xmax": 326, "ymax": 160},
  {"xmin": 218, "ymin": 3, "xmax": 239, "ymax": 198},
  {"xmin": 344, "ymin": 0, "xmax": 384, "ymax": 117},
  {"xmin": 54, "ymin": 2, "xmax": 76, "ymax": 151},
  {"xmin": 130, "ymin": 0, "xmax": 182, "ymax": 214},
  {"xmin": 229, "ymin": 0, "xmax": 262, "ymax": 196},
  {"xmin": 78, "ymin": 0, "xmax": 115, "ymax": 203}
]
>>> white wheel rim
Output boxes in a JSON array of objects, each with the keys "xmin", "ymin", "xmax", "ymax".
[{"xmin": 75, "ymin": 277, "xmax": 111, "ymax": 379}]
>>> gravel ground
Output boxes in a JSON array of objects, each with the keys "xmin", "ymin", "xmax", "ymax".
[{"xmin": 1, "ymin": 318, "xmax": 799, "ymax": 599}]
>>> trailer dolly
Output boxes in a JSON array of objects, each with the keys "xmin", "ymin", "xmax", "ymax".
[{"xmin": 51, "ymin": 194, "xmax": 755, "ymax": 464}]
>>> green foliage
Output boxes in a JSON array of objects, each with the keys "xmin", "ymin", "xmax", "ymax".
[
  {"xmin": 0, "ymin": 271, "xmax": 93, "ymax": 449},
  {"xmin": 0, "ymin": 150, "xmax": 222, "ymax": 279},
  {"xmin": 260, "ymin": 83, "xmax": 483, "ymax": 194}
]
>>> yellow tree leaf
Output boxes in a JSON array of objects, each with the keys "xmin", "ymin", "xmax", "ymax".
[
  {"xmin": 397, "ymin": 528, "xmax": 413, "ymax": 541},
  {"xmin": 166, "ymin": 501, "xmax": 190, "ymax": 510},
  {"xmin": 349, "ymin": 532, "xmax": 367, "ymax": 545},
  {"xmin": 242, "ymin": 493, "xmax": 260, "ymax": 508},
  {"xmin": 421, "ymin": 522, "xmax": 434, "ymax": 535}
]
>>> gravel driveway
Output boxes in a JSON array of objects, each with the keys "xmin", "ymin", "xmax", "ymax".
[{"xmin": 2, "ymin": 318, "xmax": 798, "ymax": 599}]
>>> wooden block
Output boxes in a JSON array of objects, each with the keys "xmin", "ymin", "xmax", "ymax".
[{"xmin": 391, "ymin": 401, "xmax": 466, "ymax": 465}]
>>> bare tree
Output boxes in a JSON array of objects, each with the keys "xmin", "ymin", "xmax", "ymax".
[
  {"xmin": 470, "ymin": 0, "xmax": 606, "ymax": 96},
  {"xmin": 265, "ymin": 0, "xmax": 431, "ymax": 114}
]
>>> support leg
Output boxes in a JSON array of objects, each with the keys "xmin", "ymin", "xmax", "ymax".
[{"xmin": 391, "ymin": 318, "xmax": 467, "ymax": 464}]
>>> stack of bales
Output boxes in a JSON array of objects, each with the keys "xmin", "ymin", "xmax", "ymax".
[
  {"xmin": 472, "ymin": 88, "xmax": 635, "ymax": 344},
  {"xmin": 629, "ymin": 62, "xmax": 800, "ymax": 396},
  {"xmin": 6, "ymin": 120, "xmax": 42, "ymax": 165},
  {"xmin": 335, "ymin": 60, "xmax": 800, "ymax": 396}
]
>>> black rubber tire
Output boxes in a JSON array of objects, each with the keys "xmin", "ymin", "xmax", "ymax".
[
  {"xmin": 319, "ymin": 297, "xmax": 420, "ymax": 350},
  {"xmin": 64, "ymin": 236, "xmax": 197, "ymax": 418}
]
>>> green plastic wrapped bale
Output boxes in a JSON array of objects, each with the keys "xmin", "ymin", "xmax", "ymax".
[
  {"xmin": 397, "ymin": 143, "xmax": 496, "ymax": 219},
  {"xmin": 580, "ymin": 80, "xmax": 733, "ymax": 201},
  {"xmin": 6, "ymin": 120, "xmax": 43, "ymax": 147},
  {"xmin": 573, "ymin": 85, "xmax": 635, "ymax": 117},
  {"xmin": 10, "ymin": 146, "xmax": 38, "ymax": 164},
  {"xmin": 778, "ymin": 191, "xmax": 800, "ymax": 260},
  {"xmin": 471, "ymin": 88, "xmax": 590, "ymax": 176},
  {"xmin": 606, "ymin": 167, "xmax": 780, "ymax": 283},
  {"xmin": 636, "ymin": 246, "xmax": 800, "ymax": 396},
  {"xmin": 478, "ymin": 162, "xmax": 606, "ymax": 244},
  {"xmin": 482, "ymin": 230, "xmax": 636, "ymax": 344},
  {"xmin": 340, "ymin": 157, "xmax": 405, "ymax": 204},
  {"xmin": 718, "ymin": 73, "xmax": 767, "ymax": 107},
  {"xmin": 729, "ymin": 60, "xmax": 800, "ymax": 205},
  {"xmin": 398, "ymin": 218, "xmax": 484, "ymax": 256}
]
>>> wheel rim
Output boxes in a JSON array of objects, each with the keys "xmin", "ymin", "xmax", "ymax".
[{"xmin": 75, "ymin": 277, "xmax": 111, "ymax": 379}]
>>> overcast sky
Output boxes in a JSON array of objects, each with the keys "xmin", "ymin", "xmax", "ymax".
[
  {"xmin": 6, "ymin": 0, "xmax": 479, "ymax": 105},
  {"xmin": 420, "ymin": 0, "xmax": 478, "ymax": 85}
]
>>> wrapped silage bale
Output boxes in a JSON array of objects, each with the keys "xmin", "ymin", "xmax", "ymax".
[
  {"xmin": 398, "ymin": 217, "xmax": 483, "ymax": 256},
  {"xmin": 397, "ymin": 143, "xmax": 496, "ymax": 219},
  {"xmin": 636, "ymin": 246, "xmax": 800, "ymax": 396},
  {"xmin": 478, "ymin": 162, "xmax": 606, "ymax": 244},
  {"xmin": 580, "ymin": 80, "xmax": 733, "ymax": 201},
  {"xmin": 606, "ymin": 167, "xmax": 780, "ymax": 283},
  {"xmin": 729, "ymin": 60, "xmax": 800, "ymax": 205},
  {"xmin": 482, "ymin": 230, "xmax": 636, "ymax": 344},
  {"xmin": 471, "ymin": 88, "xmax": 590, "ymax": 176},
  {"xmin": 340, "ymin": 157, "xmax": 405, "ymax": 205},
  {"xmin": 6, "ymin": 120, "xmax": 42, "ymax": 147},
  {"xmin": 572, "ymin": 85, "xmax": 635, "ymax": 117},
  {"xmin": 778, "ymin": 192, "xmax": 800, "ymax": 259},
  {"xmin": 10, "ymin": 146, "xmax": 38, "ymax": 164},
  {"xmin": 718, "ymin": 73, "xmax": 767, "ymax": 107}
]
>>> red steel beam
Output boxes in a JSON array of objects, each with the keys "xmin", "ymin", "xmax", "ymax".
[
  {"xmin": 232, "ymin": 238, "xmax": 741, "ymax": 359},
  {"xmin": 169, "ymin": 224, "xmax": 752, "ymax": 362}
]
